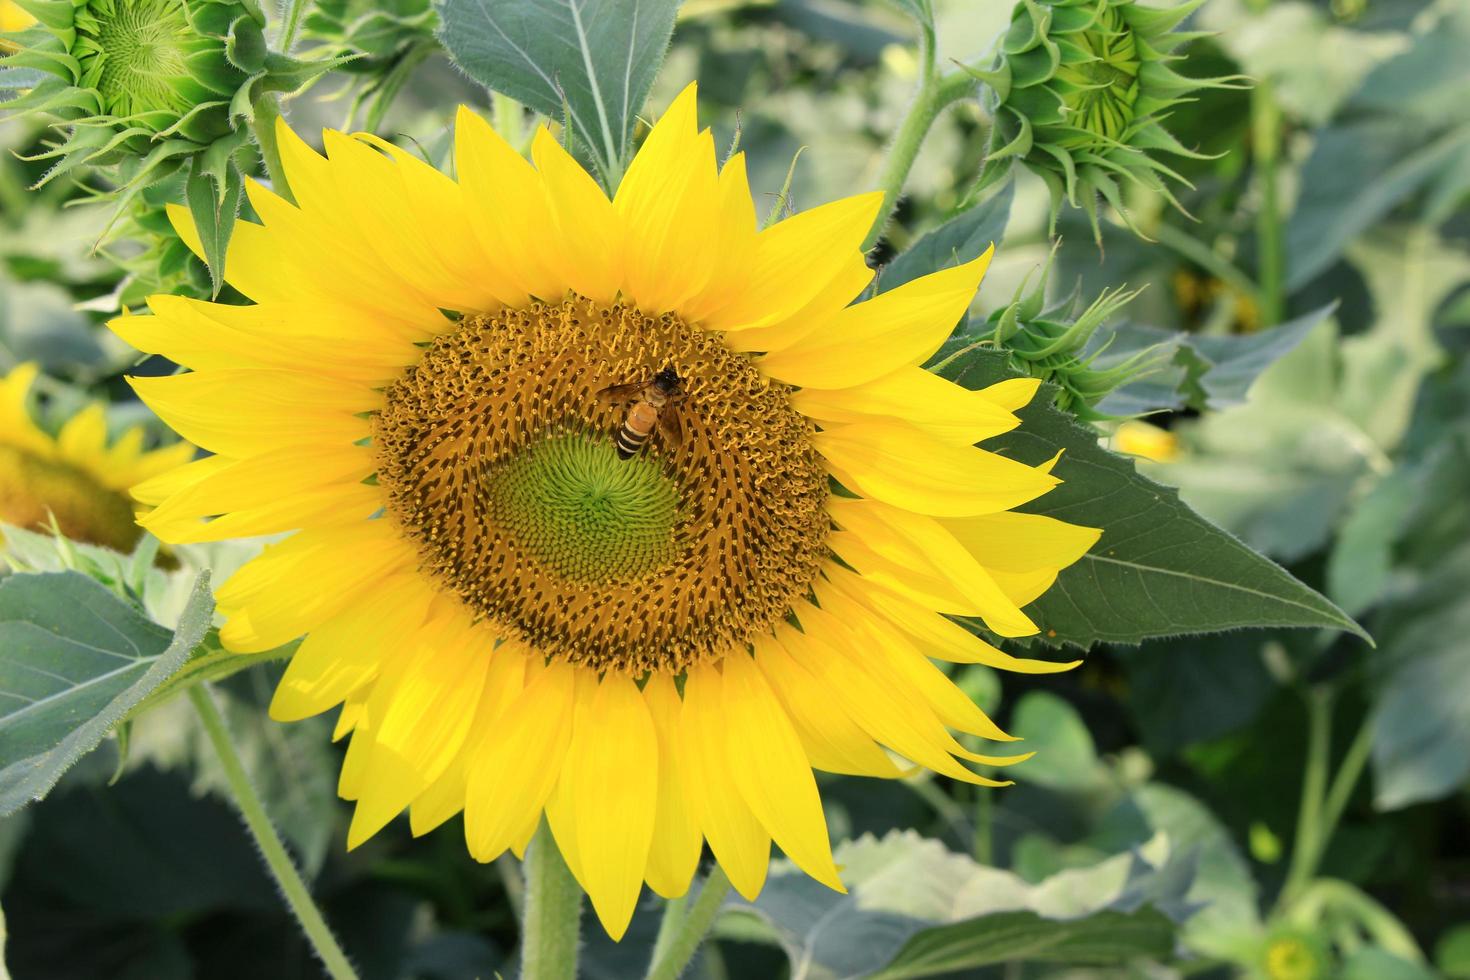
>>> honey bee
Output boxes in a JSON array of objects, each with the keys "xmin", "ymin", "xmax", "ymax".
[{"xmin": 596, "ymin": 366, "xmax": 685, "ymax": 459}]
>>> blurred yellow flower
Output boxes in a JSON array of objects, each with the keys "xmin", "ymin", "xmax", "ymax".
[
  {"xmin": 0, "ymin": 0, "xmax": 33, "ymax": 34},
  {"xmin": 0, "ymin": 363, "xmax": 192, "ymax": 552},
  {"xmin": 1113, "ymin": 419, "xmax": 1181, "ymax": 462},
  {"xmin": 115, "ymin": 84, "xmax": 1099, "ymax": 939}
]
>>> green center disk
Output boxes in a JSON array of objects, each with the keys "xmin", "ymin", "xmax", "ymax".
[{"xmin": 482, "ymin": 433, "xmax": 680, "ymax": 585}]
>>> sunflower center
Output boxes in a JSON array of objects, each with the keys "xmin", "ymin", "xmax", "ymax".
[
  {"xmin": 1053, "ymin": 9, "xmax": 1140, "ymax": 145},
  {"xmin": 375, "ymin": 297, "xmax": 830, "ymax": 674},
  {"xmin": 76, "ymin": 0, "xmax": 195, "ymax": 118},
  {"xmin": 0, "ymin": 443, "xmax": 142, "ymax": 553},
  {"xmin": 483, "ymin": 433, "xmax": 679, "ymax": 585}
]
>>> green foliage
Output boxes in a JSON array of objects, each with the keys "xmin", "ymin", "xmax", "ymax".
[
  {"xmin": 0, "ymin": 570, "xmax": 211, "ymax": 816},
  {"xmin": 437, "ymin": 0, "xmax": 680, "ymax": 187},
  {"xmin": 0, "ymin": 0, "xmax": 1467, "ymax": 974},
  {"xmin": 730, "ymin": 830, "xmax": 1194, "ymax": 979},
  {"xmin": 938, "ymin": 345, "xmax": 1366, "ymax": 647}
]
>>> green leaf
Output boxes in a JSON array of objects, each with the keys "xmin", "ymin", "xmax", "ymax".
[
  {"xmin": 939, "ymin": 347, "xmax": 1369, "ymax": 646},
  {"xmin": 1120, "ymin": 634, "xmax": 1276, "ymax": 755},
  {"xmin": 185, "ymin": 154, "xmax": 243, "ymax": 299},
  {"xmin": 879, "ymin": 183, "xmax": 1013, "ymax": 293},
  {"xmin": 1093, "ymin": 304, "xmax": 1335, "ymax": 416},
  {"xmin": 734, "ymin": 829, "xmax": 1193, "ymax": 980},
  {"xmin": 1370, "ymin": 540, "xmax": 1470, "ymax": 809},
  {"xmin": 126, "ymin": 635, "xmax": 296, "ymax": 721},
  {"xmin": 1286, "ymin": 122, "xmax": 1470, "ymax": 290},
  {"xmin": 0, "ymin": 572, "xmax": 213, "ymax": 817},
  {"xmin": 436, "ymin": 0, "xmax": 679, "ymax": 186},
  {"xmin": 870, "ymin": 908, "xmax": 1177, "ymax": 978},
  {"xmin": 1435, "ymin": 924, "xmax": 1470, "ymax": 979},
  {"xmin": 1009, "ymin": 691, "xmax": 1102, "ymax": 791}
]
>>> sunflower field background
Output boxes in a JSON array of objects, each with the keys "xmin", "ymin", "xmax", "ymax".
[{"xmin": 1, "ymin": 0, "xmax": 1468, "ymax": 977}]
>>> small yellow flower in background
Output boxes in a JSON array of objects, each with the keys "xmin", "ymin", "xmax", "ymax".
[
  {"xmin": 0, "ymin": 0, "xmax": 34, "ymax": 35},
  {"xmin": 1113, "ymin": 419, "xmax": 1180, "ymax": 462},
  {"xmin": 1263, "ymin": 931, "xmax": 1329, "ymax": 980},
  {"xmin": 114, "ymin": 84, "xmax": 1100, "ymax": 939},
  {"xmin": 0, "ymin": 362, "xmax": 192, "ymax": 552}
]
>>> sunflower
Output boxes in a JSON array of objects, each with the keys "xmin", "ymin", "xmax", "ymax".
[
  {"xmin": 114, "ymin": 84, "xmax": 1100, "ymax": 939},
  {"xmin": 0, "ymin": 362, "xmax": 193, "ymax": 552}
]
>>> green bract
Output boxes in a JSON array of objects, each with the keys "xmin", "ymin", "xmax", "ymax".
[
  {"xmin": 302, "ymin": 0, "xmax": 437, "ymax": 128},
  {"xmin": 977, "ymin": 251, "xmax": 1167, "ymax": 419},
  {"xmin": 973, "ymin": 0, "xmax": 1239, "ymax": 240}
]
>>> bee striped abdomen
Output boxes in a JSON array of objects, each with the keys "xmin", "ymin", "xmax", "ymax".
[{"xmin": 616, "ymin": 401, "xmax": 659, "ymax": 459}]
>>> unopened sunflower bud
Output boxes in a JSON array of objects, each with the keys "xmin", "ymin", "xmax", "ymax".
[
  {"xmin": 971, "ymin": 0, "xmax": 1243, "ymax": 241},
  {"xmin": 983, "ymin": 253, "xmax": 1169, "ymax": 419},
  {"xmin": 3, "ymin": 0, "xmax": 338, "ymax": 225}
]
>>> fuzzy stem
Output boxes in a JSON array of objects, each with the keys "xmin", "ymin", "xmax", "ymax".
[
  {"xmin": 1279, "ymin": 687, "xmax": 1333, "ymax": 909},
  {"xmin": 519, "ymin": 821, "xmax": 581, "ymax": 980},
  {"xmin": 277, "ymin": 0, "xmax": 310, "ymax": 53},
  {"xmin": 862, "ymin": 22, "xmax": 979, "ymax": 251},
  {"xmin": 187, "ymin": 685, "xmax": 358, "ymax": 980},
  {"xmin": 1251, "ymin": 76, "xmax": 1285, "ymax": 324},
  {"xmin": 644, "ymin": 868, "xmax": 734, "ymax": 980}
]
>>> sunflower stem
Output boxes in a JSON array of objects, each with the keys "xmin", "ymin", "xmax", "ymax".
[
  {"xmin": 187, "ymin": 685, "xmax": 359, "ymax": 980},
  {"xmin": 277, "ymin": 0, "xmax": 310, "ymax": 53},
  {"xmin": 862, "ymin": 18, "xmax": 978, "ymax": 251},
  {"xmin": 1251, "ymin": 75, "xmax": 1285, "ymax": 325},
  {"xmin": 519, "ymin": 821, "xmax": 582, "ymax": 980},
  {"xmin": 1278, "ymin": 687, "xmax": 1333, "ymax": 910},
  {"xmin": 644, "ymin": 867, "xmax": 733, "ymax": 980}
]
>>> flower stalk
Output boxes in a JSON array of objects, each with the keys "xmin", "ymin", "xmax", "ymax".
[
  {"xmin": 187, "ymin": 685, "xmax": 359, "ymax": 980},
  {"xmin": 519, "ymin": 821, "xmax": 582, "ymax": 980},
  {"xmin": 862, "ymin": 12, "xmax": 980, "ymax": 250},
  {"xmin": 645, "ymin": 868, "xmax": 734, "ymax": 980}
]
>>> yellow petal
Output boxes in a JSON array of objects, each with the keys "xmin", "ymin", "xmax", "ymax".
[
  {"xmin": 753, "ymin": 634, "xmax": 905, "ymax": 778},
  {"xmin": 347, "ymin": 610, "xmax": 493, "ymax": 848},
  {"xmin": 677, "ymin": 664, "xmax": 770, "ymax": 899},
  {"xmin": 813, "ymin": 579, "xmax": 1018, "ymax": 745},
  {"xmin": 975, "ymin": 377, "xmax": 1042, "ymax": 412},
  {"xmin": 824, "ymin": 567, "xmax": 1079, "ymax": 674},
  {"xmin": 791, "ymin": 366, "xmax": 1022, "ymax": 445},
  {"xmin": 781, "ymin": 611, "xmax": 1012, "ymax": 787},
  {"xmin": 680, "ymin": 152, "xmax": 759, "ymax": 323},
  {"xmin": 217, "ymin": 522, "xmax": 418, "ymax": 653},
  {"xmin": 828, "ymin": 496, "xmax": 1038, "ymax": 637},
  {"xmin": 707, "ymin": 191, "xmax": 883, "ymax": 333},
  {"xmin": 140, "ymin": 443, "xmax": 380, "ymax": 543},
  {"xmin": 454, "ymin": 106, "xmax": 565, "ymax": 302},
  {"xmin": 463, "ymin": 661, "xmax": 576, "ymax": 863},
  {"xmin": 722, "ymin": 652, "xmax": 843, "ymax": 891},
  {"xmin": 942, "ymin": 511, "xmax": 1101, "ymax": 574},
  {"xmin": 815, "ymin": 420, "xmax": 1060, "ymax": 518},
  {"xmin": 131, "ymin": 454, "xmax": 232, "ymax": 507},
  {"xmin": 0, "ymin": 363, "xmax": 52, "ymax": 457},
  {"xmin": 642, "ymin": 674, "xmax": 704, "ymax": 899},
  {"xmin": 411, "ymin": 645, "xmax": 529, "ymax": 836},
  {"xmin": 532, "ymin": 127, "xmax": 623, "ymax": 304},
  {"xmin": 56, "ymin": 404, "xmax": 107, "ymax": 462},
  {"xmin": 759, "ymin": 248, "xmax": 991, "ymax": 389},
  {"xmin": 128, "ymin": 370, "xmax": 376, "ymax": 458},
  {"xmin": 269, "ymin": 572, "xmax": 437, "ymax": 721},
  {"xmin": 721, "ymin": 253, "xmax": 873, "ymax": 355},
  {"xmin": 615, "ymin": 84, "xmax": 720, "ymax": 313},
  {"xmin": 562, "ymin": 674, "xmax": 659, "ymax": 940}
]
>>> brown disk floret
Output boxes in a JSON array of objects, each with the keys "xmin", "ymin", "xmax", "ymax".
[{"xmin": 374, "ymin": 297, "xmax": 830, "ymax": 674}]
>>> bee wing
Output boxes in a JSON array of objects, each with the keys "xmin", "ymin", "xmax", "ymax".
[
  {"xmin": 596, "ymin": 381, "xmax": 646, "ymax": 405},
  {"xmin": 658, "ymin": 404, "xmax": 684, "ymax": 446}
]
